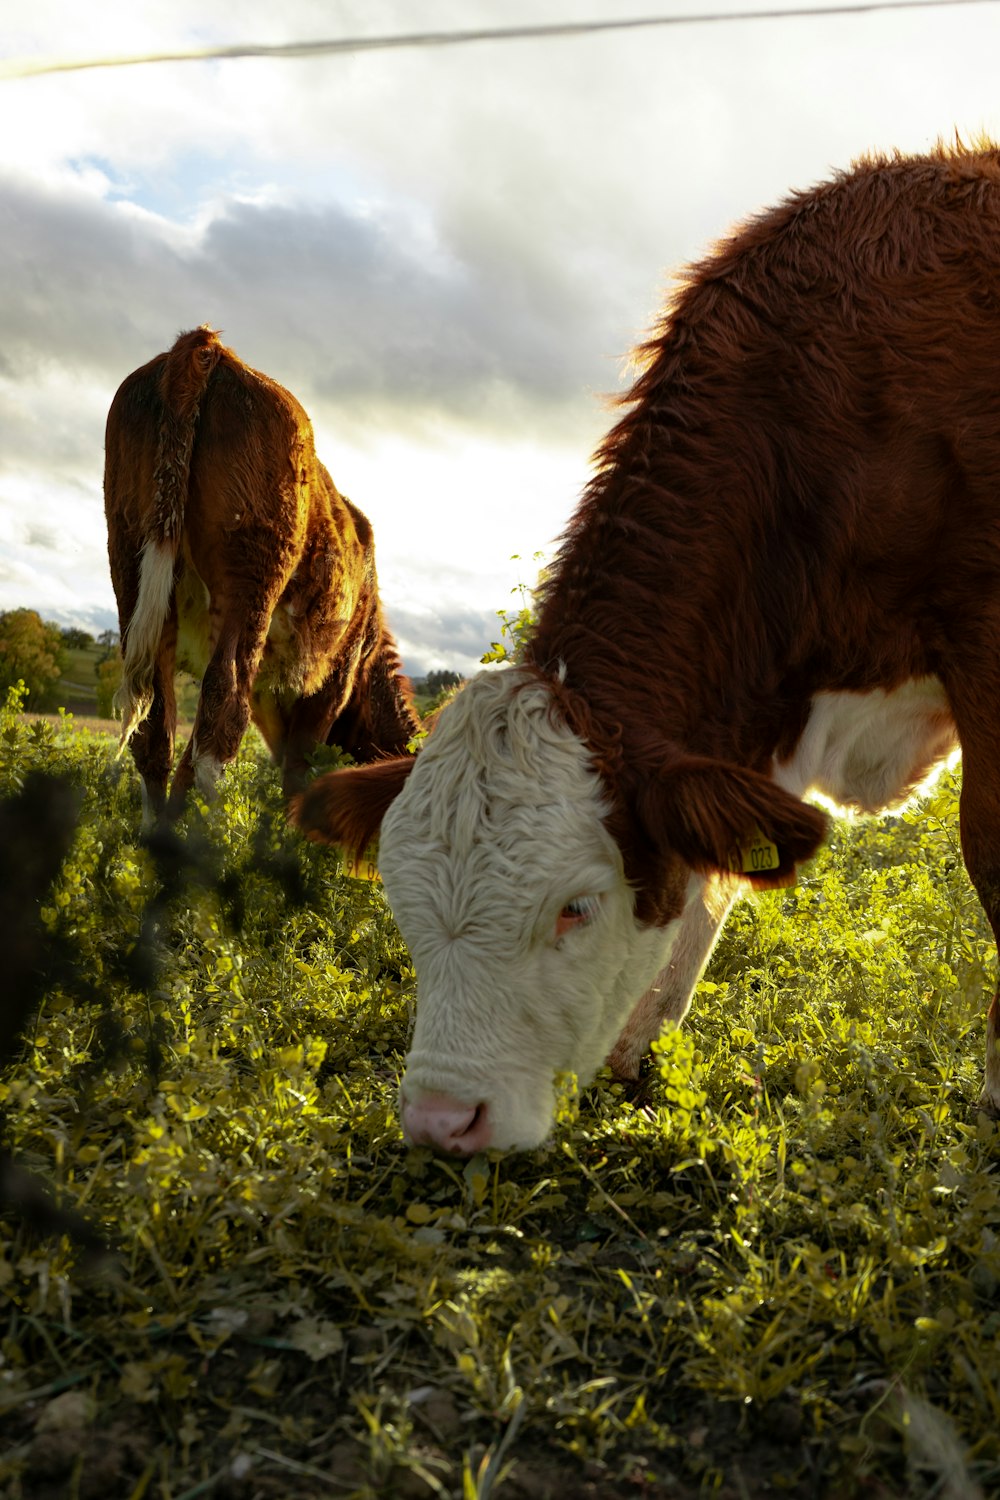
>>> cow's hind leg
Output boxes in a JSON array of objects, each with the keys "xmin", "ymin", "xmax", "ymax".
[
  {"xmin": 607, "ymin": 875, "xmax": 738, "ymax": 1079},
  {"xmin": 128, "ymin": 619, "xmax": 178, "ymax": 831},
  {"xmin": 166, "ymin": 610, "xmax": 271, "ymax": 817}
]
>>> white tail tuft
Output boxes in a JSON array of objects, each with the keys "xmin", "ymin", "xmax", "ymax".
[{"xmin": 115, "ymin": 539, "xmax": 176, "ymax": 747}]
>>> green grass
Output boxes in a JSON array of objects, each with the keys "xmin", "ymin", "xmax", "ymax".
[
  {"xmin": 51, "ymin": 643, "xmax": 109, "ymax": 716},
  {"xmin": 60, "ymin": 645, "xmax": 103, "ymax": 703},
  {"xmin": 48, "ymin": 643, "xmax": 199, "ymax": 724},
  {"xmin": 1, "ymin": 684, "xmax": 999, "ymax": 1498}
]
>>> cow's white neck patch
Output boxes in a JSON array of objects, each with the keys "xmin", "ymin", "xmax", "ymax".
[{"xmin": 774, "ymin": 678, "xmax": 958, "ymax": 815}]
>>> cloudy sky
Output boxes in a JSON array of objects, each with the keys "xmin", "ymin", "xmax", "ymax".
[{"xmin": 2, "ymin": 0, "xmax": 999, "ymax": 677}]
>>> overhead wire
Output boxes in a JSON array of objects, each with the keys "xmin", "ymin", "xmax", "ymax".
[{"xmin": 2, "ymin": 0, "xmax": 999, "ymax": 82}]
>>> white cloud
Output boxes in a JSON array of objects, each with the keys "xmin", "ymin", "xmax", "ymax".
[{"xmin": 2, "ymin": 0, "xmax": 1000, "ymax": 671}]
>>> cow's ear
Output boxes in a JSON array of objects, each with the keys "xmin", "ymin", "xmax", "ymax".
[
  {"xmin": 289, "ymin": 757, "xmax": 415, "ymax": 858},
  {"xmin": 636, "ymin": 755, "xmax": 827, "ymax": 888}
]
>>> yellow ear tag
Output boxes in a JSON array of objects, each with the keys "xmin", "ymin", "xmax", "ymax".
[
  {"xmin": 728, "ymin": 830, "xmax": 780, "ymax": 876},
  {"xmin": 344, "ymin": 853, "xmax": 381, "ymax": 883}
]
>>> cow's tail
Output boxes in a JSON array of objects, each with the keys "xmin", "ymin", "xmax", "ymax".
[{"xmin": 117, "ymin": 326, "xmax": 224, "ymax": 747}]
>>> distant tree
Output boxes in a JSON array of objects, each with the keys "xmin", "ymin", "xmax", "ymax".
[
  {"xmin": 97, "ymin": 628, "xmax": 120, "ymax": 662},
  {"xmin": 95, "ymin": 656, "xmax": 122, "ymax": 720},
  {"xmin": 60, "ymin": 627, "xmax": 94, "ymax": 650},
  {"xmin": 0, "ymin": 610, "xmax": 66, "ymax": 708},
  {"xmin": 425, "ymin": 669, "xmax": 463, "ymax": 696}
]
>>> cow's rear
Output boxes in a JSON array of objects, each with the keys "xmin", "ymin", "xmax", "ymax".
[{"xmin": 105, "ymin": 327, "xmax": 416, "ymax": 824}]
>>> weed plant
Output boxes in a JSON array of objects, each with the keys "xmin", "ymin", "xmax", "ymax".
[{"xmin": 1, "ymin": 684, "xmax": 999, "ymax": 1498}]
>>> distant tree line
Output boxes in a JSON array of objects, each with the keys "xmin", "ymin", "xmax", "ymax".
[
  {"xmin": 416, "ymin": 669, "xmax": 463, "ymax": 696},
  {"xmin": 0, "ymin": 613, "xmax": 121, "ymax": 713},
  {"xmin": 0, "ymin": 610, "xmax": 67, "ymax": 710},
  {"xmin": 410, "ymin": 669, "xmax": 464, "ymax": 711},
  {"xmin": 1, "ymin": 610, "xmax": 468, "ymax": 722},
  {"xmin": 60, "ymin": 626, "xmax": 94, "ymax": 651}
]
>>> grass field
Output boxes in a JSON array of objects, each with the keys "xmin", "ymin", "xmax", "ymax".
[
  {"xmin": 2, "ymin": 684, "xmax": 1000, "ymax": 1498},
  {"xmin": 44, "ymin": 640, "xmax": 199, "ymax": 733},
  {"xmin": 59, "ymin": 644, "xmax": 104, "ymax": 712}
]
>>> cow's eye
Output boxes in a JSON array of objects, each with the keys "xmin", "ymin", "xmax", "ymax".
[{"xmin": 555, "ymin": 895, "xmax": 601, "ymax": 938}]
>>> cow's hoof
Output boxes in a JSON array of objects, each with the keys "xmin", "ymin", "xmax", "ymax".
[{"xmin": 606, "ymin": 1041, "xmax": 643, "ymax": 1082}]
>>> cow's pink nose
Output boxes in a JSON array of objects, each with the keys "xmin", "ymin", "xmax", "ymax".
[{"xmin": 402, "ymin": 1092, "xmax": 492, "ymax": 1154}]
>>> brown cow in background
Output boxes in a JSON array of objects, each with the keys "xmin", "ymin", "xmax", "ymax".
[{"xmin": 105, "ymin": 326, "xmax": 417, "ymax": 825}]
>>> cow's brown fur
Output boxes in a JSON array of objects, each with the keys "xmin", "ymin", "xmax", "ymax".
[
  {"xmin": 105, "ymin": 326, "xmax": 417, "ymax": 820},
  {"xmin": 526, "ymin": 142, "xmax": 1000, "ymax": 926},
  {"xmin": 292, "ymin": 144, "xmax": 1000, "ymax": 1099},
  {"xmin": 298, "ymin": 145, "xmax": 1000, "ymax": 894}
]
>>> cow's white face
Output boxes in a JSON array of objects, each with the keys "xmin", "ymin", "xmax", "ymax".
[{"xmin": 379, "ymin": 668, "xmax": 675, "ymax": 1152}]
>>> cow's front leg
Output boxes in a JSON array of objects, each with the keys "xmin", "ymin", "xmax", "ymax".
[
  {"xmin": 166, "ymin": 610, "xmax": 271, "ymax": 818},
  {"xmin": 608, "ymin": 875, "xmax": 738, "ymax": 1080},
  {"xmin": 940, "ymin": 710, "xmax": 1000, "ymax": 1117},
  {"xmin": 280, "ymin": 668, "xmax": 353, "ymax": 801}
]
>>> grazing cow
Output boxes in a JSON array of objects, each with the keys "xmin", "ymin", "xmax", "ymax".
[
  {"xmin": 105, "ymin": 327, "xmax": 417, "ymax": 824},
  {"xmin": 293, "ymin": 144, "xmax": 1000, "ymax": 1153}
]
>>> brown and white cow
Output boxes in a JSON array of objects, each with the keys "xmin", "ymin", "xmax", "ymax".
[
  {"xmin": 105, "ymin": 327, "xmax": 417, "ymax": 824},
  {"xmin": 293, "ymin": 144, "xmax": 1000, "ymax": 1153}
]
